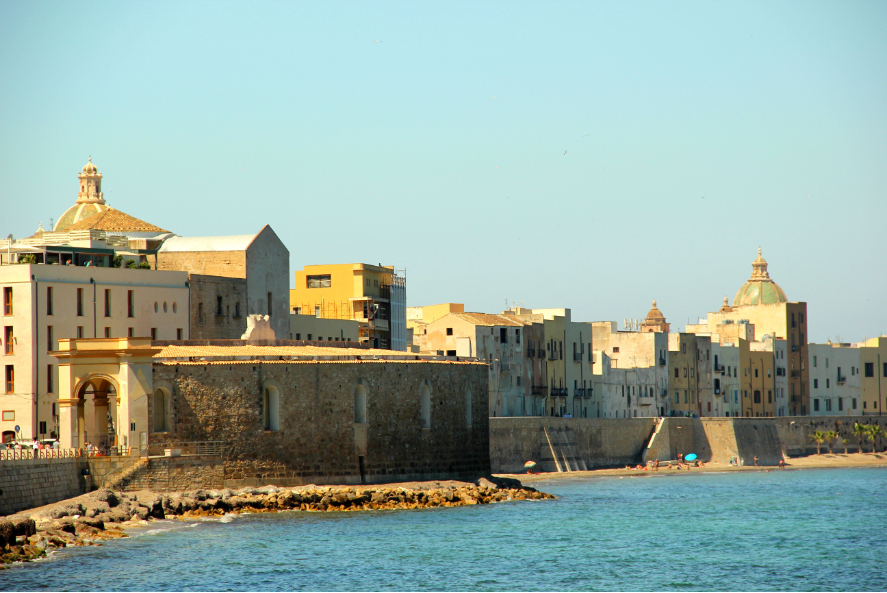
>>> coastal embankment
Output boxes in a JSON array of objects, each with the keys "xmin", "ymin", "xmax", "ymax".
[
  {"xmin": 499, "ymin": 451, "xmax": 887, "ymax": 483},
  {"xmin": 489, "ymin": 415, "xmax": 887, "ymax": 473},
  {"xmin": 0, "ymin": 477, "xmax": 553, "ymax": 567}
]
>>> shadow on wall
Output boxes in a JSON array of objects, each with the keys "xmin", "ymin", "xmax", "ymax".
[{"xmin": 644, "ymin": 418, "xmax": 782, "ymax": 466}]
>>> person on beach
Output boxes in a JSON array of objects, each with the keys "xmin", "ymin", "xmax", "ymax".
[
  {"xmin": 654, "ymin": 459, "xmax": 660, "ymax": 472},
  {"xmin": 753, "ymin": 455, "xmax": 759, "ymax": 467},
  {"xmin": 678, "ymin": 453, "xmax": 683, "ymax": 463},
  {"xmin": 778, "ymin": 459, "xmax": 785, "ymax": 470}
]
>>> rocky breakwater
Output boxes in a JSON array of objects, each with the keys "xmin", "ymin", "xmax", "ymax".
[{"xmin": 1, "ymin": 477, "xmax": 554, "ymax": 567}]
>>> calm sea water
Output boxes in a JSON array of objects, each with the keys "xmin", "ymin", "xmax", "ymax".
[{"xmin": 2, "ymin": 467, "xmax": 886, "ymax": 592}]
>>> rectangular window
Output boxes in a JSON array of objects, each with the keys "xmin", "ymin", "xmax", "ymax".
[
  {"xmin": 500, "ymin": 328, "xmax": 507, "ymax": 343},
  {"xmin": 295, "ymin": 333, "xmax": 301, "ymax": 340},
  {"xmin": 104, "ymin": 327, "xmax": 111, "ymax": 338},
  {"xmin": 4, "ymin": 366, "xmax": 12, "ymax": 393},
  {"xmin": 76, "ymin": 288, "xmax": 84, "ymax": 316},
  {"xmin": 446, "ymin": 350, "xmax": 456, "ymax": 356},
  {"xmin": 306, "ymin": 275, "xmax": 331, "ymax": 288},
  {"xmin": 825, "ymin": 399, "xmax": 832, "ymax": 412},
  {"xmin": 177, "ymin": 328, "xmax": 183, "ymax": 340},
  {"xmin": 128, "ymin": 327, "xmax": 134, "ymax": 337},
  {"xmin": 235, "ymin": 302, "xmax": 241, "ymax": 317},
  {"xmin": 684, "ymin": 390, "xmax": 688, "ymax": 403},
  {"xmin": 675, "ymin": 392, "xmax": 679, "ymax": 404},
  {"xmin": 814, "ymin": 398, "xmax": 820, "ymax": 412},
  {"xmin": 683, "ymin": 368, "xmax": 687, "ymax": 378},
  {"xmin": 884, "ymin": 362, "xmax": 887, "ymax": 377},
  {"xmin": 446, "ymin": 328, "xmax": 453, "ymax": 336},
  {"xmin": 814, "ymin": 379, "xmax": 818, "ymax": 389},
  {"xmin": 217, "ymin": 296, "xmax": 223, "ymax": 316},
  {"xmin": 853, "ymin": 398, "xmax": 857, "ymax": 410},
  {"xmin": 813, "ymin": 356, "xmax": 817, "ymax": 367},
  {"xmin": 613, "ymin": 346, "xmax": 620, "ymax": 353},
  {"xmin": 150, "ymin": 328, "xmax": 157, "ymax": 340},
  {"xmin": 3, "ymin": 326, "xmax": 12, "ymax": 354},
  {"xmin": 104, "ymin": 289, "xmax": 111, "ymax": 317},
  {"xmin": 76, "ymin": 326, "xmax": 84, "ymax": 338},
  {"xmin": 46, "ymin": 286, "xmax": 53, "ymax": 315},
  {"xmin": 838, "ymin": 398, "xmax": 843, "ymax": 411},
  {"xmin": 674, "ymin": 368, "xmax": 679, "ymax": 378},
  {"xmin": 46, "ymin": 364, "xmax": 53, "ymax": 393},
  {"xmin": 690, "ymin": 368, "xmax": 695, "ymax": 378},
  {"xmin": 307, "ymin": 334, "xmax": 312, "ymax": 340},
  {"xmin": 2, "ymin": 287, "xmax": 11, "ymax": 315},
  {"xmin": 47, "ymin": 325, "xmax": 53, "ymax": 351},
  {"xmin": 267, "ymin": 292, "xmax": 272, "ymax": 316},
  {"xmin": 38, "ymin": 420, "xmax": 47, "ymax": 435},
  {"xmin": 515, "ymin": 328, "xmax": 521, "ymax": 344},
  {"xmin": 865, "ymin": 362, "xmax": 874, "ymax": 377},
  {"xmin": 127, "ymin": 290, "xmax": 134, "ymax": 318},
  {"xmin": 2, "ymin": 410, "xmax": 13, "ymax": 421}
]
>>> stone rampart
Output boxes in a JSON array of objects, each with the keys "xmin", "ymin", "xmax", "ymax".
[
  {"xmin": 150, "ymin": 360, "xmax": 490, "ymax": 488},
  {"xmin": 774, "ymin": 416, "xmax": 887, "ymax": 456},
  {"xmin": 0, "ymin": 457, "xmax": 87, "ymax": 516},
  {"xmin": 489, "ymin": 418, "xmax": 657, "ymax": 473}
]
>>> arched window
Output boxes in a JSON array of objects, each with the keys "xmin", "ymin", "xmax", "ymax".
[
  {"xmin": 354, "ymin": 384, "xmax": 367, "ymax": 424},
  {"xmin": 153, "ymin": 388, "xmax": 170, "ymax": 432},
  {"xmin": 263, "ymin": 386, "xmax": 279, "ymax": 431},
  {"xmin": 420, "ymin": 383, "xmax": 431, "ymax": 429}
]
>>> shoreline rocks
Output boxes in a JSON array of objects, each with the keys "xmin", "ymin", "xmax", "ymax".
[{"xmin": 0, "ymin": 477, "xmax": 555, "ymax": 567}]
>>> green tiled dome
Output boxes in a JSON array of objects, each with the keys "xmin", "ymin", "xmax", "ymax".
[
  {"xmin": 54, "ymin": 202, "xmax": 109, "ymax": 231},
  {"xmin": 732, "ymin": 248, "xmax": 787, "ymax": 307}
]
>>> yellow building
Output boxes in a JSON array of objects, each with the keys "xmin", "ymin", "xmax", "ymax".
[
  {"xmin": 688, "ymin": 249, "xmax": 809, "ymax": 416},
  {"xmin": 289, "ymin": 314, "xmax": 359, "ymax": 343},
  {"xmin": 860, "ymin": 336, "xmax": 887, "ymax": 415},
  {"xmin": 290, "ymin": 264, "xmax": 406, "ymax": 350}
]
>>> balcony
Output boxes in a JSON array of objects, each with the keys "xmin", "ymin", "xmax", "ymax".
[
  {"xmin": 659, "ymin": 357, "xmax": 666, "ymax": 367},
  {"xmin": 638, "ymin": 396, "xmax": 655, "ymax": 406},
  {"xmin": 550, "ymin": 387, "xmax": 568, "ymax": 398},
  {"xmin": 548, "ymin": 350, "xmax": 560, "ymax": 361},
  {"xmin": 661, "ymin": 389, "xmax": 668, "ymax": 398},
  {"xmin": 574, "ymin": 388, "xmax": 586, "ymax": 397},
  {"xmin": 527, "ymin": 348, "xmax": 535, "ymax": 358},
  {"xmin": 531, "ymin": 385, "xmax": 547, "ymax": 397},
  {"xmin": 790, "ymin": 370, "xmax": 801, "ymax": 378},
  {"xmin": 538, "ymin": 350, "xmax": 546, "ymax": 359},
  {"xmin": 837, "ymin": 374, "xmax": 847, "ymax": 385},
  {"xmin": 714, "ymin": 364, "xmax": 725, "ymax": 373},
  {"xmin": 573, "ymin": 352, "xmax": 584, "ymax": 362}
]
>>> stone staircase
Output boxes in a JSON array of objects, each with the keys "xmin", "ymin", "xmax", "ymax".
[{"xmin": 539, "ymin": 425, "xmax": 588, "ymax": 472}]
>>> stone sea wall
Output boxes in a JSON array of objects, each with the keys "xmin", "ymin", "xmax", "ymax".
[{"xmin": 0, "ymin": 457, "xmax": 87, "ymax": 516}]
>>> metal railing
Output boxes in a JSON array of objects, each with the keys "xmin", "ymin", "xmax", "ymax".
[
  {"xmin": 573, "ymin": 352, "xmax": 583, "ymax": 362},
  {"xmin": 836, "ymin": 374, "xmax": 847, "ymax": 385},
  {"xmin": 549, "ymin": 387, "xmax": 568, "ymax": 397},
  {"xmin": 574, "ymin": 388, "xmax": 585, "ymax": 397},
  {"xmin": 146, "ymin": 441, "xmax": 224, "ymax": 457},
  {"xmin": 531, "ymin": 385, "xmax": 547, "ymax": 397},
  {"xmin": 548, "ymin": 350, "xmax": 560, "ymax": 360}
]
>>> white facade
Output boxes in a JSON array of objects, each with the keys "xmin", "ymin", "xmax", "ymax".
[
  {"xmin": 0, "ymin": 264, "xmax": 189, "ymax": 442},
  {"xmin": 809, "ymin": 343, "xmax": 862, "ymax": 416}
]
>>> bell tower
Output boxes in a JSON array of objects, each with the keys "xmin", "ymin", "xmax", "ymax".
[{"xmin": 76, "ymin": 157, "xmax": 105, "ymax": 205}]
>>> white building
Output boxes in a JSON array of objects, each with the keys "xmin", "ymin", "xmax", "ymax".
[{"xmin": 809, "ymin": 343, "xmax": 862, "ymax": 416}]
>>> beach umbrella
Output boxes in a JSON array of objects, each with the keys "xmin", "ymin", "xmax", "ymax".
[
  {"xmin": 524, "ymin": 460, "xmax": 537, "ymax": 468},
  {"xmin": 684, "ymin": 453, "xmax": 697, "ymax": 461}
]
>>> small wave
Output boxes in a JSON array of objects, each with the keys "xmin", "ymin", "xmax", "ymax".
[{"xmin": 219, "ymin": 513, "xmax": 237, "ymax": 523}]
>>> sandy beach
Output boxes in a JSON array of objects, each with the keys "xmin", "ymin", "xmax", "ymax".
[{"xmin": 497, "ymin": 452, "xmax": 887, "ymax": 483}]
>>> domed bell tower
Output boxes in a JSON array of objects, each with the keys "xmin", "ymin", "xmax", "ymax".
[{"xmin": 77, "ymin": 157, "xmax": 105, "ymax": 205}]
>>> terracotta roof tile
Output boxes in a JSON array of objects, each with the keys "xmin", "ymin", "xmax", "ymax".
[
  {"xmin": 153, "ymin": 343, "xmax": 482, "ymax": 363},
  {"xmin": 65, "ymin": 208, "xmax": 169, "ymax": 233}
]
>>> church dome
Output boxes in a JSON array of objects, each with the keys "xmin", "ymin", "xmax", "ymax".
[
  {"xmin": 55, "ymin": 202, "xmax": 109, "ymax": 232},
  {"xmin": 645, "ymin": 299, "xmax": 666, "ymax": 324},
  {"xmin": 82, "ymin": 157, "xmax": 98, "ymax": 174},
  {"xmin": 732, "ymin": 248, "xmax": 788, "ymax": 307}
]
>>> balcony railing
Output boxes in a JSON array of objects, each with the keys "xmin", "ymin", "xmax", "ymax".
[
  {"xmin": 659, "ymin": 357, "xmax": 666, "ymax": 367},
  {"xmin": 531, "ymin": 385, "xmax": 547, "ymax": 397},
  {"xmin": 574, "ymin": 388, "xmax": 585, "ymax": 397},
  {"xmin": 573, "ymin": 352, "xmax": 583, "ymax": 362},
  {"xmin": 527, "ymin": 348, "xmax": 535, "ymax": 358},
  {"xmin": 714, "ymin": 364, "xmax": 725, "ymax": 373},
  {"xmin": 790, "ymin": 370, "xmax": 801, "ymax": 378},
  {"xmin": 548, "ymin": 350, "xmax": 560, "ymax": 361},
  {"xmin": 549, "ymin": 387, "xmax": 568, "ymax": 397},
  {"xmin": 837, "ymin": 374, "xmax": 847, "ymax": 385}
]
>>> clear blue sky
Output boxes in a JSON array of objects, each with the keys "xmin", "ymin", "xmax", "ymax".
[{"xmin": 2, "ymin": 1, "xmax": 885, "ymax": 343}]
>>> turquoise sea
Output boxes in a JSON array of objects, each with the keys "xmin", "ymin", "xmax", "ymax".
[{"xmin": 2, "ymin": 467, "xmax": 886, "ymax": 591}]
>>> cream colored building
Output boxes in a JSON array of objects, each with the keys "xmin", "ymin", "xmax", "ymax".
[
  {"xmin": 290, "ymin": 263, "xmax": 406, "ymax": 351},
  {"xmin": 412, "ymin": 312, "xmax": 529, "ymax": 417},
  {"xmin": 809, "ymin": 342, "xmax": 862, "ymax": 416},
  {"xmin": 591, "ymin": 312, "xmax": 670, "ymax": 418},
  {"xmin": 289, "ymin": 314, "xmax": 358, "ymax": 343},
  {"xmin": 687, "ymin": 249, "xmax": 809, "ymax": 415},
  {"xmin": 860, "ymin": 336, "xmax": 887, "ymax": 415},
  {"xmin": 0, "ymin": 264, "xmax": 189, "ymax": 443}
]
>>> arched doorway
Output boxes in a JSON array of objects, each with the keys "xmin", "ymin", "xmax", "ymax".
[{"xmin": 71, "ymin": 376, "xmax": 118, "ymax": 452}]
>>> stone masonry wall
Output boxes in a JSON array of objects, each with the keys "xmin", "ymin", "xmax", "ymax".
[
  {"xmin": 489, "ymin": 418, "xmax": 658, "ymax": 473},
  {"xmin": 150, "ymin": 360, "xmax": 490, "ymax": 487},
  {"xmin": 0, "ymin": 458, "xmax": 87, "ymax": 516}
]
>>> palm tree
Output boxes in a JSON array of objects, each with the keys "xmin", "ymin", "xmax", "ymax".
[
  {"xmin": 810, "ymin": 430, "xmax": 826, "ymax": 455},
  {"xmin": 853, "ymin": 423, "xmax": 868, "ymax": 453},
  {"xmin": 824, "ymin": 430, "xmax": 838, "ymax": 454},
  {"xmin": 867, "ymin": 425, "xmax": 883, "ymax": 454},
  {"xmin": 842, "ymin": 438, "xmax": 849, "ymax": 454}
]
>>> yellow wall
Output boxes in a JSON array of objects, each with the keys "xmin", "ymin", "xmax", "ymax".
[
  {"xmin": 289, "ymin": 314, "xmax": 359, "ymax": 342},
  {"xmin": 860, "ymin": 336, "xmax": 887, "ymax": 415}
]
